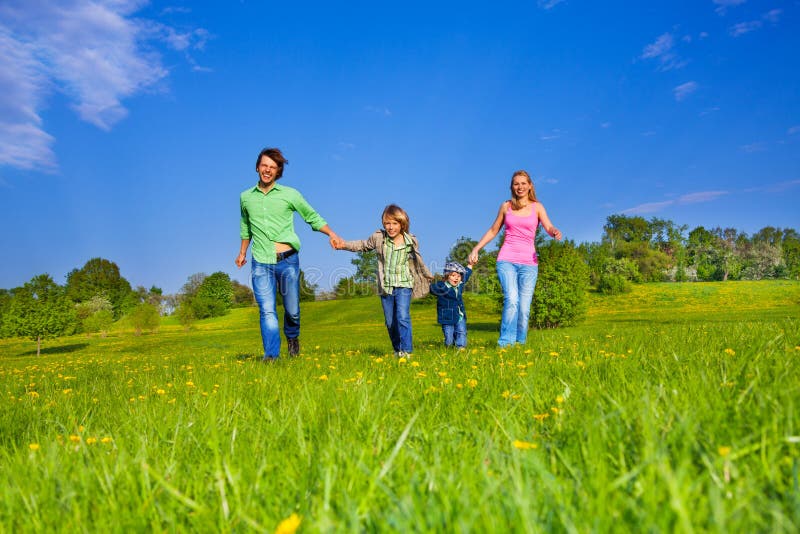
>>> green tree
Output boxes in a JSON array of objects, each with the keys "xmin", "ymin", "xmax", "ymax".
[
  {"xmin": 191, "ymin": 272, "xmax": 234, "ymax": 319},
  {"xmin": 175, "ymin": 302, "xmax": 196, "ymax": 330},
  {"xmin": 65, "ymin": 258, "xmax": 136, "ymax": 319},
  {"xmin": 75, "ymin": 295, "xmax": 114, "ymax": 334},
  {"xmin": 351, "ymin": 251, "xmax": 378, "ymax": 286},
  {"xmin": 129, "ymin": 303, "xmax": 160, "ymax": 335},
  {"xmin": 299, "ymin": 270, "xmax": 318, "ymax": 302},
  {"xmin": 446, "ymin": 236, "xmax": 499, "ymax": 294},
  {"xmin": 83, "ymin": 310, "xmax": 114, "ymax": 337},
  {"xmin": 3, "ymin": 274, "xmax": 76, "ymax": 355},
  {"xmin": 231, "ymin": 280, "xmax": 255, "ymax": 307},
  {"xmin": 530, "ymin": 241, "xmax": 589, "ymax": 328}
]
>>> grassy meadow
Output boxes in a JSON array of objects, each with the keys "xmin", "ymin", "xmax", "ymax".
[{"xmin": 1, "ymin": 281, "xmax": 799, "ymax": 532}]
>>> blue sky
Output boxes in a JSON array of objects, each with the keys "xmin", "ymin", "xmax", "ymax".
[{"xmin": 1, "ymin": 0, "xmax": 798, "ymax": 294}]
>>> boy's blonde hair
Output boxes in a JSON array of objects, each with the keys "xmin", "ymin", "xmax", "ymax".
[
  {"xmin": 382, "ymin": 204, "xmax": 410, "ymax": 233},
  {"xmin": 509, "ymin": 170, "xmax": 538, "ymax": 210}
]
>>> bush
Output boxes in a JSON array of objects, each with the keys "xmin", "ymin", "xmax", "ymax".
[
  {"xmin": 530, "ymin": 241, "xmax": 589, "ymax": 328},
  {"xmin": 176, "ymin": 303, "xmax": 196, "ymax": 330},
  {"xmin": 83, "ymin": 309, "xmax": 114, "ymax": 336},
  {"xmin": 597, "ymin": 273, "xmax": 631, "ymax": 295},
  {"xmin": 129, "ymin": 303, "xmax": 160, "ymax": 335}
]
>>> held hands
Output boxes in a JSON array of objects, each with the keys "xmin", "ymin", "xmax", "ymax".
[
  {"xmin": 468, "ymin": 248, "xmax": 480, "ymax": 265},
  {"xmin": 329, "ymin": 234, "xmax": 345, "ymax": 250}
]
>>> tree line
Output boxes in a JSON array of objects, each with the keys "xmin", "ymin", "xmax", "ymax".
[{"xmin": 2, "ymin": 216, "xmax": 797, "ymax": 353}]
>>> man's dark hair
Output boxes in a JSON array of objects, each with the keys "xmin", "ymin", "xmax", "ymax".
[{"xmin": 255, "ymin": 147, "xmax": 288, "ymax": 179}]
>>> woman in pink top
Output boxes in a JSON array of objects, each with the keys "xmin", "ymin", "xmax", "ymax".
[{"xmin": 468, "ymin": 170, "xmax": 562, "ymax": 346}]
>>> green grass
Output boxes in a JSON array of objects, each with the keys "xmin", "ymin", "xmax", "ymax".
[{"xmin": 1, "ymin": 281, "xmax": 799, "ymax": 532}]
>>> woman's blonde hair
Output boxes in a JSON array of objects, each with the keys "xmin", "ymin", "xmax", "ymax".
[
  {"xmin": 382, "ymin": 204, "xmax": 410, "ymax": 233},
  {"xmin": 509, "ymin": 170, "xmax": 537, "ymax": 209}
]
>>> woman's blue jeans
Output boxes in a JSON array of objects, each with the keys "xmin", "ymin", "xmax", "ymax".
[
  {"xmin": 380, "ymin": 287, "xmax": 413, "ymax": 353},
  {"xmin": 251, "ymin": 254, "xmax": 300, "ymax": 358},
  {"xmin": 496, "ymin": 261, "xmax": 538, "ymax": 347}
]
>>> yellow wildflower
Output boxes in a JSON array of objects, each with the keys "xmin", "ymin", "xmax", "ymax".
[
  {"xmin": 533, "ymin": 413, "xmax": 550, "ymax": 422},
  {"xmin": 318, "ymin": 375, "xmax": 328, "ymax": 381},
  {"xmin": 513, "ymin": 440, "xmax": 538, "ymax": 450},
  {"xmin": 101, "ymin": 437, "xmax": 113, "ymax": 444},
  {"xmin": 556, "ymin": 395, "xmax": 565, "ymax": 404},
  {"xmin": 718, "ymin": 446, "xmax": 732, "ymax": 457},
  {"xmin": 275, "ymin": 513, "xmax": 301, "ymax": 534},
  {"xmin": 410, "ymin": 361, "xmax": 420, "ymax": 367},
  {"xmin": 502, "ymin": 390, "xmax": 511, "ymax": 399},
  {"xmin": 29, "ymin": 443, "xmax": 40, "ymax": 451},
  {"xmin": 398, "ymin": 357, "xmax": 407, "ymax": 364},
  {"xmin": 69, "ymin": 435, "xmax": 81, "ymax": 443},
  {"xmin": 724, "ymin": 348, "xmax": 735, "ymax": 356},
  {"xmin": 86, "ymin": 437, "xmax": 97, "ymax": 445}
]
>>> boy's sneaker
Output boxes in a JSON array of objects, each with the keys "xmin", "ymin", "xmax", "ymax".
[
  {"xmin": 287, "ymin": 338, "xmax": 300, "ymax": 357},
  {"xmin": 395, "ymin": 351, "xmax": 412, "ymax": 359}
]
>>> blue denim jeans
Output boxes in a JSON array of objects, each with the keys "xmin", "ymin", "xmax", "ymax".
[
  {"xmin": 496, "ymin": 261, "xmax": 538, "ymax": 347},
  {"xmin": 380, "ymin": 287, "xmax": 413, "ymax": 353},
  {"xmin": 442, "ymin": 317, "xmax": 467, "ymax": 348},
  {"xmin": 251, "ymin": 254, "xmax": 300, "ymax": 358}
]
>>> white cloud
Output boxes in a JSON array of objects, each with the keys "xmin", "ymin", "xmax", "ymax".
[
  {"xmin": 673, "ymin": 81, "xmax": 698, "ymax": 101},
  {"xmin": 622, "ymin": 190, "xmax": 729, "ymax": 215},
  {"xmin": 729, "ymin": 20, "xmax": 762, "ymax": 36},
  {"xmin": 740, "ymin": 142, "xmax": 767, "ymax": 153},
  {"xmin": 713, "ymin": 0, "xmax": 746, "ymax": 15},
  {"xmin": 365, "ymin": 105, "xmax": 392, "ymax": 117},
  {"xmin": 538, "ymin": 0, "xmax": 566, "ymax": 9},
  {"xmin": 762, "ymin": 9, "xmax": 782, "ymax": 24},
  {"xmin": 788, "ymin": 126, "xmax": 800, "ymax": 135},
  {"xmin": 539, "ymin": 129, "xmax": 564, "ymax": 141},
  {"xmin": 640, "ymin": 32, "xmax": 688, "ymax": 71},
  {"xmin": 0, "ymin": 0, "xmax": 207, "ymax": 170}
]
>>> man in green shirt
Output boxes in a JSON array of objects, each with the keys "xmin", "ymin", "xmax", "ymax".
[{"xmin": 236, "ymin": 147, "xmax": 341, "ymax": 360}]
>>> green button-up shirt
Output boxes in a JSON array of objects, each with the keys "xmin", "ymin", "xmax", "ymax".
[{"xmin": 240, "ymin": 183, "xmax": 327, "ymax": 263}]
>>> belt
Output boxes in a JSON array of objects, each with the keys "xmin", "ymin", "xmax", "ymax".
[{"xmin": 276, "ymin": 248, "xmax": 297, "ymax": 261}]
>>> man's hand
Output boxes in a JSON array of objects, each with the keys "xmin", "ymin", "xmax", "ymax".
[{"xmin": 235, "ymin": 252, "xmax": 247, "ymax": 268}]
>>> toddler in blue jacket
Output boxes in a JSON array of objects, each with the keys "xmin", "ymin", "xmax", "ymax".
[{"xmin": 430, "ymin": 261, "xmax": 474, "ymax": 348}]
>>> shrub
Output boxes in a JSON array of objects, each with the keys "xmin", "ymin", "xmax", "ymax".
[
  {"xmin": 597, "ymin": 273, "xmax": 631, "ymax": 295},
  {"xmin": 83, "ymin": 309, "xmax": 114, "ymax": 336},
  {"xmin": 530, "ymin": 241, "xmax": 590, "ymax": 328},
  {"xmin": 129, "ymin": 303, "xmax": 160, "ymax": 335}
]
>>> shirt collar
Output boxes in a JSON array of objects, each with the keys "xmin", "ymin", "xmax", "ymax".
[{"xmin": 250, "ymin": 182, "xmax": 284, "ymax": 194}]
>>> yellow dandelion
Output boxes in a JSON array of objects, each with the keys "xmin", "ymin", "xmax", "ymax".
[
  {"xmin": 502, "ymin": 390, "xmax": 511, "ymax": 399},
  {"xmin": 410, "ymin": 361, "xmax": 420, "ymax": 367},
  {"xmin": 86, "ymin": 437, "xmax": 97, "ymax": 445},
  {"xmin": 375, "ymin": 357, "xmax": 384, "ymax": 363},
  {"xmin": 549, "ymin": 351, "xmax": 559, "ymax": 357},
  {"xmin": 718, "ymin": 446, "xmax": 732, "ymax": 457},
  {"xmin": 69, "ymin": 435, "xmax": 81, "ymax": 443},
  {"xmin": 186, "ymin": 381, "xmax": 195, "ymax": 387},
  {"xmin": 556, "ymin": 395, "xmax": 565, "ymax": 404},
  {"xmin": 318, "ymin": 375, "xmax": 329, "ymax": 381},
  {"xmin": 724, "ymin": 348, "xmax": 736, "ymax": 356},
  {"xmin": 443, "ymin": 378, "xmax": 452, "ymax": 384},
  {"xmin": 101, "ymin": 437, "xmax": 113, "ymax": 444},
  {"xmin": 28, "ymin": 391, "xmax": 39, "ymax": 398},
  {"xmin": 512, "ymin": 394, "xmax": 522, "ymax": 400},
  {"xmin": 513, "ymin": 440, "xmax": 538, "ymax": 450},
  {"xmin": 438, "ymin": 372, "xmax": 448, "ymax": 378},
  {"xmin": 29, "ymin": 443, "xmax": 40, "ymax": 451},
  {"xmin": 398, "ymin": 357, "xmax": 407, "ymax": 364},
  {"xmin": 533, "ymin": 413, "xmax": 550, "ymax": 422},
  {"xmin": 62, "ymin": 389, "xmax": 72, "ymax": 395},
  {"xmin": 551, "ymin": 407, "xmax": 560, "ymax": 414},
  {"xmin": 156, "ymin": 389, "xmax": 166, "ymax": 395},
  {"xmin": 275, "ymin": 513, "xmax": 302, "ymax": 534},
  {"xmin": 167, "ymin": 398, "xmax": 176, "ymax": 404},
  {"xmin": 467, "ymin": 379, "xmax": 478, "ymax": 388}
]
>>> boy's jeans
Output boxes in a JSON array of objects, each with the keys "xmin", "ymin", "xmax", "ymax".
[
  {"xmin": 496, "ymin": 261, "xmax": 538, "ymax": 347},
  {"xmin": 251, "ymin": 254, "xmax": 300, "ymax": 358},
  {"xmin": 380, "ymin": 287, "xmax": 413, "ymax": 353},
  {"xmin": 442, "ymin": 318, "xmax": 467, "ymax": 348}
]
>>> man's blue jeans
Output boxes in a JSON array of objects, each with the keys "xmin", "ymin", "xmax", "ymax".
[
  {"xmin": 380, "ymin": 287, "xmax": 413, "ymax": 353},
  {"xmin": 496, "ymin": 261, "xmax": 538, "ymax": 347},
  {"xmin": 251, "ymin": 254, "xmax": 300, "ymax": 358},
  {"xmin": 442, "ymin": 318, "xmax": 467, "ymax": 348}
]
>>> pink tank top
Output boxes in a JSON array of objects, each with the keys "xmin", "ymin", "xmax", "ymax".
[{"xmin": 497, "ymin": 203, "xmax": 539, "ymax": 265}]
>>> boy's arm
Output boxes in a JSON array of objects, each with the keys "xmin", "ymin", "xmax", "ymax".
[
  {"xmin": 462, "ymin": 267, "xmax": 473, "ymax": 285},
  {"xmin": 339, "ymin": 231, "xmax": 379, "ymax": 252}
]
